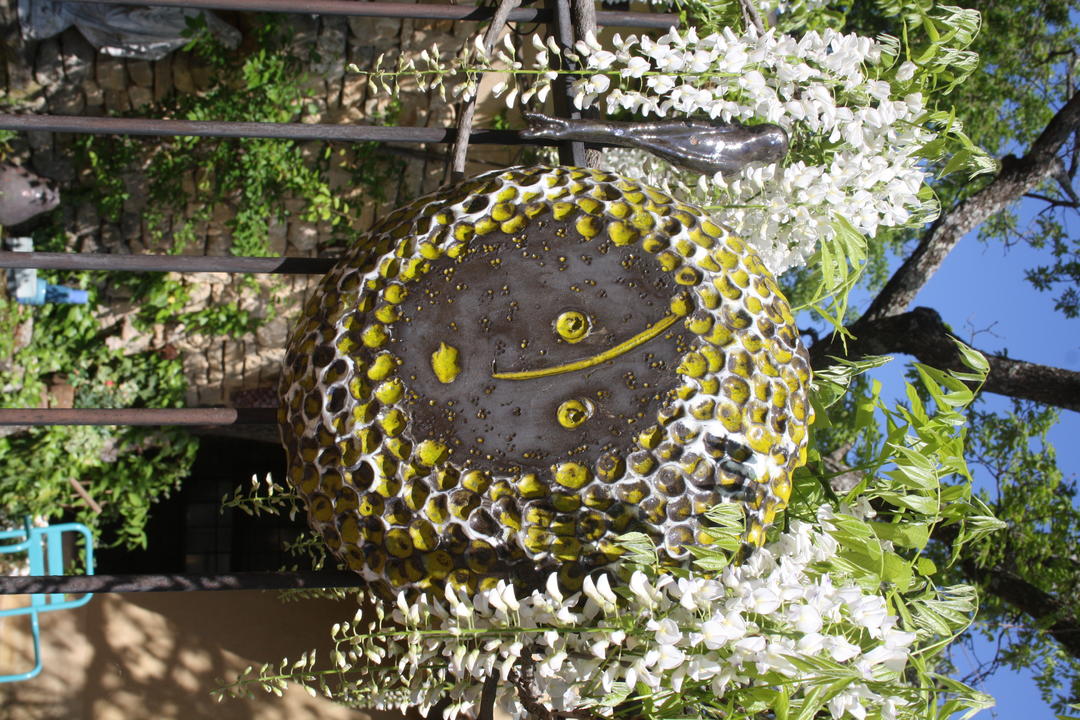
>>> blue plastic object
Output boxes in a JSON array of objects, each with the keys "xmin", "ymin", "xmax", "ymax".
[
  {"xmin": 0, "ymin": 518, "xmax": 95, "ymax": 683},
  {"xmin": 5, "ymin": 236, "xmax": 89, "ymax": 306},
  {"xmin": 13, "ymin": 276, "xmax": 89, "ymax": 306}
]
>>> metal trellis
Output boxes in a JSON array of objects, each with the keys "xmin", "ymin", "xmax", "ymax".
[{"xmin": 0, "ymin": 0, "xmax": 677, "ymax": 595}]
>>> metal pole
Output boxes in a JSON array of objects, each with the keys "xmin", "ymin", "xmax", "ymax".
[
  {"xmin": 0, "ymin": 572, "xmax": 362, "ymax": 594},
  {"xmin": 0, "ymin": 251, "xmax": 337, "ymax": 274},
  {"xmin": 0, "ymin": 408, "xmax": 278, "ymax": 426},
  {"xmin": 0, "ymin": 114, "xmax": 533, "ymax": 144},
  {"xmin": 62, "ymin": 0, "xmax": 679, "ymax": 29},
  {"xmin": 546, "ymin": 0, "xmax": 586, "ymax": 167}
]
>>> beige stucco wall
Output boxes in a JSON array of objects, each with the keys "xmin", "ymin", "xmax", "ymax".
[{"xmin": 0, "ymin": 590, "xmax": 397, "ymax": 720}]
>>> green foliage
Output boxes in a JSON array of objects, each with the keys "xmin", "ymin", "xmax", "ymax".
[
  {"xmin": 490, "ymin": 107, "xmax": 513, "ymax": 131},
  {"xmin": 0, "ymin": 289, "xmax": 197, "ymax": 549},
  {"xmin": 219, "ymin": 473, "xmax": 347, "ymax": 602},
  {"xmin": 869, "ymin": 0, "xmax": 1076, "ymax": 155},
  {"xmin": 797, "ymin": 338, "xmax": 994, "ymax": 551},
  {"xmin": 3, "ymin": 11, "xmax": 401, "ymax": 554},
  {"xmin": 221, "ymin": 472, "xmax": 303, "ymax": 521},
  {"xmin": 177, "ymin": 300, "xmax": 263, "ymax": 337},
  {"xmin": 108, "ymin": 271, "xmax": 264, "ymax": 337},
  {"xmin": 74, "ymin": 133, "xmax": 136, "ymax": 224},
  {"xmin": 957, "ymin": 399, "xmax": 1080, "ymax": 713},
  {"xmin": 806, "ymin": 304, "xmax": 1080, "ymax": 705},
  {"xmin": 76, "ymin": 14, "xmax": 403, "ymax": 260},
  {"xmin": 1020, "ymin": 214, "xmax": 1080, "ymax": 319},
  {"xmin": 845, "ymin": 0, "xmax": 1080, "ymax": 317}
]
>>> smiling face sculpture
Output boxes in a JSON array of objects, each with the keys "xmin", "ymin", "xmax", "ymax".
[{"xmin": 278, "ymin": 166, "xmax": 813, "ymax": 596}]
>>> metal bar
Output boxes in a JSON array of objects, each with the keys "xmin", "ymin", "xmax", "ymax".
[
  {"xmin": 0, "ymin": 572, "xmax": 362, "ymax": 594},
  {"xmin": 64, "ymin": 0, "xmax": 679, "ymax": 29},
  {"xmin": 0, "ymin": 408, "xmax": 278, "ymax": 426},
  {"xmin": 0, "ymin": 251, "xmax": 337, "ymax": 274},
  {"xmin": 547, "ymin": 0, "xmax": 586, "ymax": 167},
  {"xmin": 0, "ymin": 114, "xmax": 534, "ymax": 144}
]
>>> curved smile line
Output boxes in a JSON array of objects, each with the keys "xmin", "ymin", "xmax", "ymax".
[{"xmin": 491, "ymin": 312, "xmax": 680, "ymax": 380}]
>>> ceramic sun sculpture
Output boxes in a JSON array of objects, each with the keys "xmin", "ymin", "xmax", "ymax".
[{"xmin": 278, "ymin": 165, "xmax": 813, "ymax": 596}]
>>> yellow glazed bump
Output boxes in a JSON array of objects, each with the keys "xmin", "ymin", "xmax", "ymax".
[
  {"xmin": 554, "ymin": 311, "xmax": 591, "ymax": 343},
  {"xmin": 430, "ymin": 343, "xmax": 461, "ymax": 384}
]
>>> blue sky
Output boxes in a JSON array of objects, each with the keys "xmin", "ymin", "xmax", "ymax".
[
  {"xmin": 914, "ymin": 207, "xmax": 1078, "ymax": 719},
  {"xmin": 832, "ymin": 194, "xmax": 1079, "ymax": 717}
]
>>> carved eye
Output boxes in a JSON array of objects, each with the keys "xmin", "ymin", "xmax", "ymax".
[
  {"xmin": 556, "ymin": 398, "xmax": 593, "ymax": 429},
  {"xmin": 554, "ymin": 310, "xmax": 591, "ymax": 343}
]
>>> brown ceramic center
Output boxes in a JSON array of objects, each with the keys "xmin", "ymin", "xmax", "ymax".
[{"xmin": 390, "ymin": 217, "xmax": 692, "ymax": 474}]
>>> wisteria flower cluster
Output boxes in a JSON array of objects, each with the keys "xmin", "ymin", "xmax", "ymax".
[
  {"xmin": 356, "ymin": 24, "xmax": 946, "ymax": 279},
  {"xmin": 221, "ymin": 507, "xmax": 972, "ymax": 720},
  {"xmin": 514, "ymin": 26, "xmax": 935, "ymax": 275}
]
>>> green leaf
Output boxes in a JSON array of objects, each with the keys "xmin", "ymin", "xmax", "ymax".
[
  {"xmin": 614, "ymin": 531, "xmax": 657, "ymax": 567},
  {"xmin": 877, "ymin": 490, "xmax": 939, "ymax": 514},
  {"xmin": 597, "ymin": 682, "xmax": 632, "ymax": 708},
  {"xmin": 884, "ymin": 557, "xmax": 913, "ymax": 591},
  {"xmin": 774, "ymin": 684, "xmax": 790, "ymax": 720},
  {"xmin": 960, "ymin": 514, "xmax": 1007, "ymax": 545},
  {"xmin": 812, "ymin": 355, "xmax": 893, "ymax": 409},
  {"xmin": 870, "ymin": 521, "xmax": 930, "ymax": 549},
  {"xmin": 686, "ymin": 543, "xmax": 736, "ymax": 570},
  {"xmin": 951, "ymin": 335, "xmax": 990, "ymax": 377},
  {"xmin": 703, "ymin": 501, "xmax": 744, "ymax": 528},
  {"xmin": 916, "ymin": 556, "xmax": 938, "ymax": 576}
]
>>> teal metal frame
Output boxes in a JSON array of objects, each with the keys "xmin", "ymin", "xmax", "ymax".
[{"xmin": 0, "ymin": 518, "xmax": 95, "ymax": 682}]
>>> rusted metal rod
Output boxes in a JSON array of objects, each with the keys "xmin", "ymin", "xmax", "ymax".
[
  {"xmin": 0, "ymin": 572, "xmax": 361, "ymax": 594},
  {"xmin": 0, "ymin": 114, "xmax": 533, "ymax": 144},
  {"xmin": 0, "ymin": 408, "xmax": 278, "ymax": 426},
  {"xmin": 64, "ymin": 0, "xmax": 679, "ymax": 29},
  {"xmin": 0, "ymin": 251, "xmax": 337, "ymax": 274}
]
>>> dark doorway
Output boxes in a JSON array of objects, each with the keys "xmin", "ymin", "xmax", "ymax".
[{"xmin": 94, "ymin": 435, "xmax": 314, "ymax": 574}]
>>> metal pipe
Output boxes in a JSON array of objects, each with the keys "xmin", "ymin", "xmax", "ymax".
[
  {"xmin": 0, "ymin": 114, "xmax": 533, "ymax": 144},
  {"xmin": 546, "ymin": 0, "xmax": 585, "ymax": 167},
  {"xmin": 0, "ymin": 572, "xmax": 362, "ymax": 594},
  {"xmin": 0, "ymin": 251, "xmax": 337, "ymax": 274},
  {"xmin": 0, "ymin": 408, "xmax": 278, "ymax": 426},
  {"xmin": 63, "ymin": 0, "xmax": 679, "ymax": 29}
]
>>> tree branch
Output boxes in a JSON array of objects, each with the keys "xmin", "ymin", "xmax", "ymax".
[
  {"xmin": 811, "ymin": 306, "xmax": 1080, "ymax": 413},
  {"xmin": 446, "ymin": 0, "xmax": 521, "ymax": 183},
  {"xmin": 571, "ymin": 0, "xmax": 602, "ymax": 169},
  {"xmin": 1023, "ymin": 191, "xmax": 1079, "ymax": 208},
  {"xmin": 861, "ymin": 90, "xmax": 1080, "ymax": 323},
  {"xmin": 960, "ymin": 557, "xmax": 1080, "ymax": 661},
  {"xmin": 738, "ymin": 0, "xmax": 766, "ymax": 34}
]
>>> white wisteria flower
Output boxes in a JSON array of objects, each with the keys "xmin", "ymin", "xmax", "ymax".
[
  {"xmin": 358, "ymin": 21, "xmax": 945, "ymax": 276},
  {"xmin": 497, "ymin": 26, "xmax": 940, "ymax": 275},
  {"xmin": 314, "ymin": 514, "xmax": 958, "ymax": 720}
]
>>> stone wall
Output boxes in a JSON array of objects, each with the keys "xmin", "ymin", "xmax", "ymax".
[{"xmin": 1, "ymin": 2, "xmax": 518, "ymax": 410}]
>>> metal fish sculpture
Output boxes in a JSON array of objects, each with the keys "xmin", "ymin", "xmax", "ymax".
[{"xmin": 522, "ymin": 112, "xmax": 789, "ymax": 176}]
